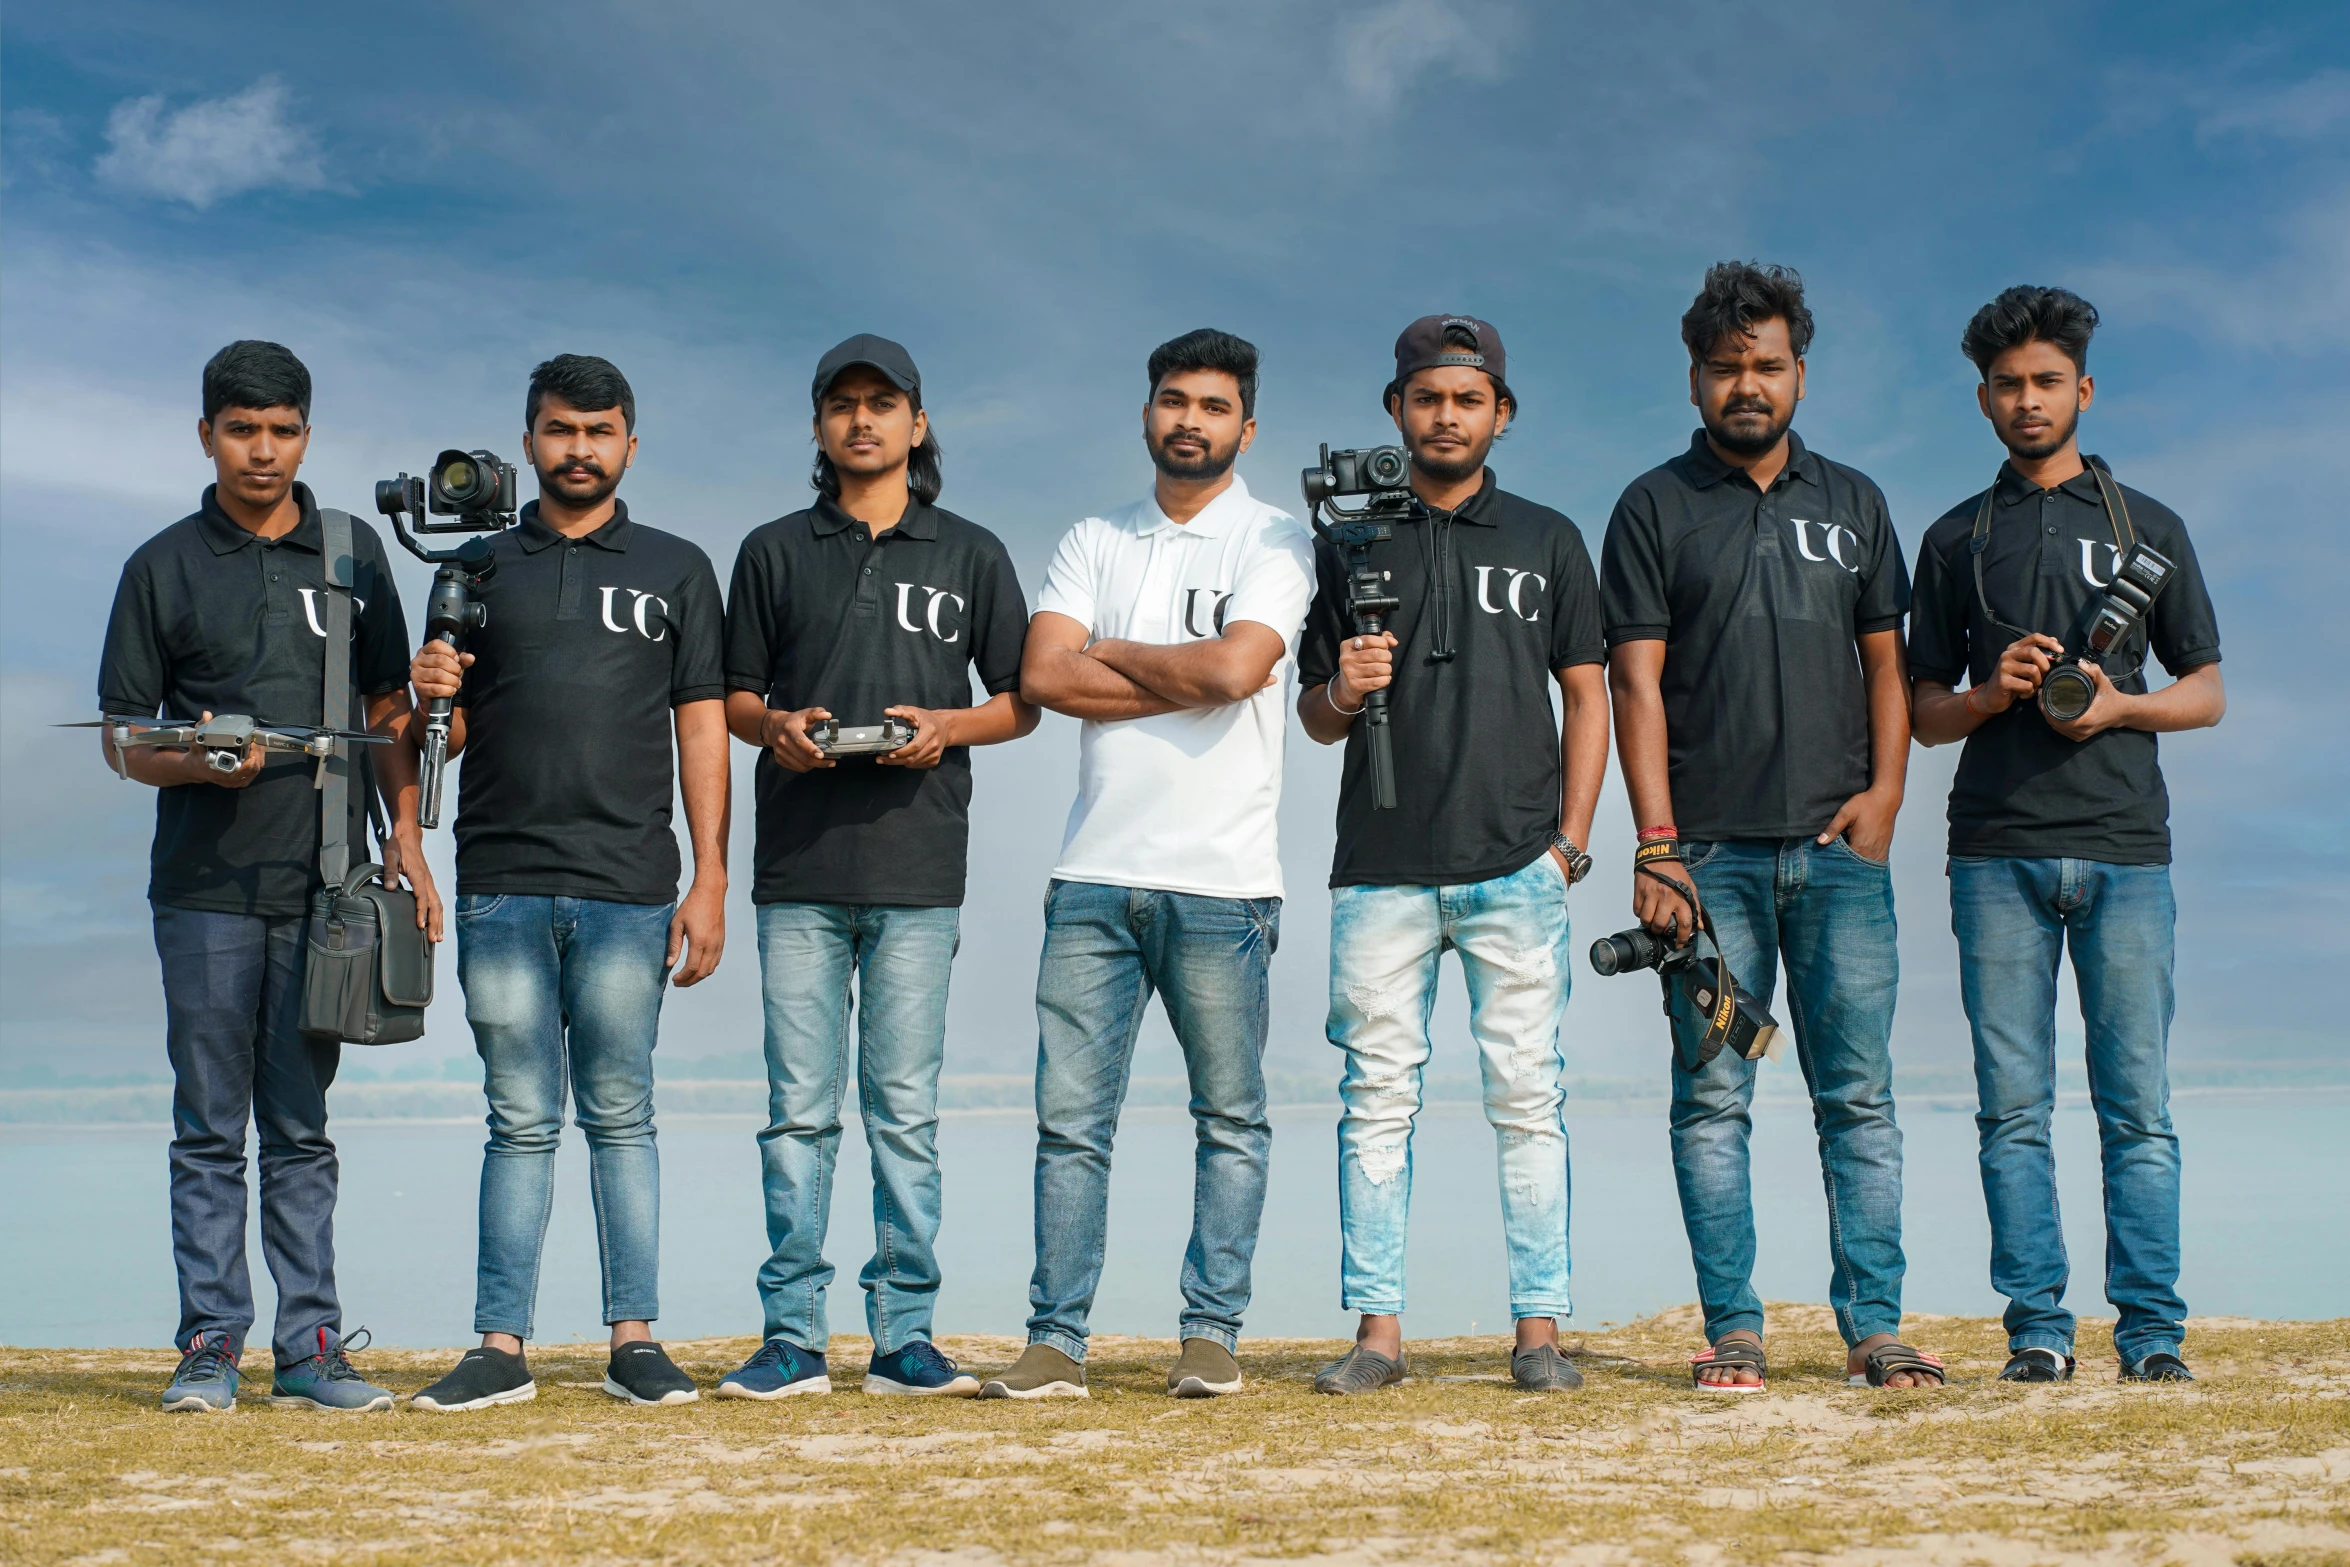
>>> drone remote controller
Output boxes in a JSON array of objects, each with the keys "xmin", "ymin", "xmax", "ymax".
[{"xmin": 808, "ymin": 716, "xmax": 915, "ymax": 757}]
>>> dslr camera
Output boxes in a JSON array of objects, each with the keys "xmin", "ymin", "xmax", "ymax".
[
  {"xmin": 1591, "ymin": 924, "xmax": 1783, "ymax": 1072},
  {"xmin": 1306, "ymin": 443, "xmax": 1411, "ymax": 503},
  {"xmin": 1298, "ymin": 443, "xmax": 1421, "ymax": 811},
  {"xmin": 2039, "ymin": 542, "xmax": 2174, "ymax": 723}
]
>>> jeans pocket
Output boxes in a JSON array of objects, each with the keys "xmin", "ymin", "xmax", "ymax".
[
  {"xmin": 455, "ymin": 894, "xmax": 507, "ymax": 920},
  {"xmin": 1827, "ymin": 836, "xmax": 1890, "ymax": 869},
  {"xmin": 1678, "ymin": 840, "xmax": 1720, "ymax": 870},
  {"xmin": 1249, "ymin": 898, "xmax": 1282, "ymax": 953}
]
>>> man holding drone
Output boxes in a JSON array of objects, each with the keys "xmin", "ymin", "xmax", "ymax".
[{"xmin": 96, "ymin": 340, "xmax": 425, "ymax": 1414}]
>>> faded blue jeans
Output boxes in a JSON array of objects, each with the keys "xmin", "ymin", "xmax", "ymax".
[
  {"xmin": 1668, "ymin": 838, "xmax": 1904, "ymax": 1349},
  {"xmin": 1951, "ymin": 856, "xmax": 2183, "ymax": 1364},
  {"xmin": 455, "ymin": 893, "xmax": 672, "ymax": 1339},
  {"xmin": 1329, "ymin": 852, "xmax": 1575, "ymax": 1320},
  {"xmin": 754, "ymin": 901, "xmax": 960, "ymax": 1355},
  {"xmin": 1026, "ymin": 879, "xmax": 1277, "ymax": 1361},
  {"xmin": 152, "ymin": 904, "xmax": 342, "ymax": 1368}
]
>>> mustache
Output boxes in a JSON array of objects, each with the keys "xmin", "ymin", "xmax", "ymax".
[
  {"xmin": 1721, "ymin": 398, "xmax": 1777, "ymax": 418},
  {"xmin": 547, "ymin": 459, "xmax": 608, "ymax": 480}
]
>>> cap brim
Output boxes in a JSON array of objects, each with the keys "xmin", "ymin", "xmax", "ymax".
[{"xmin": 813, "ymin": 360, "xmax": 920, "ymax": 404}]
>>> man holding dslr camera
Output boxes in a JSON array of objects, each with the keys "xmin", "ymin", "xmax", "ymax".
[
  {"xmin": 1298, "ymin": 315, "xmax": 1609, "ymax": 1396},
  {"xmin": 1909, "ymin": 286, "xmax": 2223, "ymax": 1385}
]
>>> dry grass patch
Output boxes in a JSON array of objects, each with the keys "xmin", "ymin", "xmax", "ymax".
[{"xmin": 3, "ymin": 1308, "xmax": 2345, "ymax": 1565}]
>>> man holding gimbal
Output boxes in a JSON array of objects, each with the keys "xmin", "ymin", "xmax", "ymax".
[
  {"xmin": 98, "ymin": 341, "xmax": 421, "ymax": 1413},
  {"xmin": 713, "ymin": 335, "xmax": 1035, "ymax": 1400},
  {"xmin": 1298, "ymin": 316, "xmax": 1609, "ymax": 1396},
  {"xmin": 1910, "ymin": 287, "xmax": 2223, "ymax": 1384},
  {"xmin": 406, "ymin": 354, "xmax": 729, "ymax": 1413},
  {"xmin": 1602, "ymin": 264, "xmax": 1937, "ymax": 1391}
]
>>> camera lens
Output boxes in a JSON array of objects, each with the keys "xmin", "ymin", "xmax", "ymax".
[
  {"xmin": 441, "ymin": 458, "xmax": 478, "ymax": 496},
  {"xmin": 2040, "ymin": 664, "xmax": 2096, "ymax": 722},
  {"xmin": 1366, "ymin": 447, "xmax": 1408, "ymax": 488},
  {"xmin": 1590, "ymin": 931, "xmax": 1647, "ymax": 976}
]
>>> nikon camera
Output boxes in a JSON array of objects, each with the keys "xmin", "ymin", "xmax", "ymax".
[
  {"xmin": 2039, "ymin": 542, "xmax": 2174, "ymax": 723},
  {"xmin": 1591, "ymin": 925, "xmax": 1783, "ymax": 1069}
]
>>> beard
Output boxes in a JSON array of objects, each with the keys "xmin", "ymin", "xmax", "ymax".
[
  {"xmin": 1408, "ymin": 441, "xmax": 1487, "ymax": 486},
  {"xmin": 1702, "ymin": 397, "xmax": 1795, "ymax": 457},
  {"xmin": 2002, "ymin": 402, "xmax": 2079, "ymax": 461},
  {"xmin": 537, "ymin": 458, "xmax": 621, "ymax": 508},
  {"xmin": 1150, "ymin": 429, "xmax": 1239, "ymax": 482}
]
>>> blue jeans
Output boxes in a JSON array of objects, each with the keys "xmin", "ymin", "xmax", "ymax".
[
  {"xmin": 1329, "ymin": 853, "xmax": 1576, "ymax": 1319},
  {"xmin": 754, "ymin": 902, "xmax": 959, "ymax": 1354},
  {"xmin": 1668, "ymin": 838, "xmax": 1905, "ymax": 1348},
  {"xmin": 1950, "ymin": 856, "xmax": 2183, "ymax": 1363},
  {"xmin": 455, "ymin": 893, "xmax": 672, "ymax": 1338},
  {"xmin": 1026, "ymin": 879, "xmax": 1276, "ymax": 1360},
  {"xmin": 152, "ymin": 904, "xmax": 342, "ymax": 1368}
]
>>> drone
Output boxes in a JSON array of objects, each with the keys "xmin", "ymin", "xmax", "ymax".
[{"xmin": 62, "ymin": 715, "xmax": 390, "ymax": 781}]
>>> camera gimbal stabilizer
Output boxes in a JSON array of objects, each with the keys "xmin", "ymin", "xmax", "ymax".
[
  {"xmin": 376, "ymin": 450, "xmax": 518, "ymax": 828},
  {"xmin": 1301, "ymin": 442, "xmax": 1418, "ymax": 810}
]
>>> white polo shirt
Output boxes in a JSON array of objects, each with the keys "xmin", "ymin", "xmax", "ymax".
[{"xmin": 1035, "ymin": 474, "xmax": 1317, "ymax": 900}]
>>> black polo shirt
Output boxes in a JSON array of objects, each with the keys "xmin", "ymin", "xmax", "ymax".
[
  {"xmin": 724, "ymin": 496, "xmax": 1028, "ymax": 908},
  {"xmin": 97, "ymin": 483, "xmax": 413, "ymax": 917},
  {"xmin": 451, "ymin": 500, "xmax": 725, "ymax": 904},
  {"xmin": 1601, "ymin": 431, "xmax": 1910, "ymax": 841},
  {"xmin": 1910, "ymin": 459, "xmax": 2221, "ymax": 864},
  {"xmin": 1297, "ymin": 471, "xmax": 1605, "ymax": 888}
]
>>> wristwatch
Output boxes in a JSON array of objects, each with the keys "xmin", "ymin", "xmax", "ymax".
[{"xmin": 1548, "ymin": 831, "xmax": 1593, "ymax": 885}]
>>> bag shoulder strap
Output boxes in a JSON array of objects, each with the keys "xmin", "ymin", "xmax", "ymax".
[{"xmin": 318, "ymin": 509, "xmax": 356, "ymax": 888}]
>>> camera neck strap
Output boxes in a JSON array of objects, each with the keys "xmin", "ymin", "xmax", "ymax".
[
  {"xmin": 1635, "ymin": 862, "xmax": 1740, "ymax": 1075},
  {"xmin": 1968, "ymin": 454, "xmax": 2139, "ymax": 653},
  {"xmin": 316, "ymin": 508, "xmax": 357, "ymax": 888}
]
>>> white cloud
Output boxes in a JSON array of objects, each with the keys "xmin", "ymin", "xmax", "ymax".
[
  {"xmin": 1337, "ymin": 0, "xmax": 1508, "ymax": 104},
  {"xmin": 2196, "ymin": 67, "xmax": 2350, "ymax": 141},
  {"xmin": 94, "ymin": 76, "xmax": 328, "ymax": 209}
]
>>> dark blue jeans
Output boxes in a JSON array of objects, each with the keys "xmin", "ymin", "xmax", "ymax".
[
  {"xmin": 152, "ymin": 903, "xmax": 342, "ymax": 1368},
  {"xmin": 1667, "ymin": 838, "xmax": 1905, "ymax": 1349},
  {"xmin": 1950, "ymin": 856, "xmax": 2184, "ymax": 1363},
  {"xmin": 1026, "ymin": 879, "xmax": 1277, "ymax": 1360}
]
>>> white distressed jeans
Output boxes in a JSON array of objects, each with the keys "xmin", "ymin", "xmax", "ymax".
[{"xmin": 1327, "ymin": 852, "xmax": 1575, "ymax": 1319}]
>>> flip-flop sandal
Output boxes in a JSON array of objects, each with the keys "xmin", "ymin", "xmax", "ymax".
[
  {"xmin": 1998, "ymin": 1348, "xmax": 2075, "ymax": 1383},
  {"xmin": 1848, "ymin": 1342, "xmax": 1947, "ymax": 1388},
  {"xmin": 1690, "ymin": 1339, "xmax": 1766, "ymax": 1393}
]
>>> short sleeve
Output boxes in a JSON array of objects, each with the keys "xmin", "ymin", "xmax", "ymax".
[
  {"xmin": 1033, "ymin": 520, "xmax": 1098, "ymax": 630},
  {"xmin": 1852, "ymin": 478, "xmax": 1910, "ymax": 634},
  {"xmin": 1546, "ymin": 522, "xmax": 1605, "ymax": 669},
  {"xmin": 1296, "ymin": 538, "xmax": 1348, "ymax": 688},
  {"xmin": 97, "ymin": 558, "xmax": 166, "ymax": 716},
  {"xmin": 668, "ymin": 548, "xmax": 727, "ymax": 705},
  {"xmin": 1905, "ymin": 520, "xmax": 1971, "ymax": 687},
  {"xmin": 2144, "ymin": 508, "xmax": 2222, "ymax": 676},
  {"xmin": 351, "ymin": 524, "xmax": 413, "ymax": 696},
  {"xmin": 1599, "ymin": 484, "xmax": 1671, "ymax": 646},
  {"xmin": 1224, "ymin": 516, "xmax": 1316, "ymax": 652},
  {"xmin": 967, "ymin": 535, "xmax": 1031, "ymax": 696},
  {"xmin": 724, "ymin": 531, "xmax": 780, "ymax": 695}
]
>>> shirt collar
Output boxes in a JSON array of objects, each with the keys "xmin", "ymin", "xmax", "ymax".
[
  {"xmin": 1680, "ymin": 428, "xmax": 1818, "ymax": 494},
  {"xmin": 811, "ymin": 493, "xmax": 939, "ymax": 541},
  {"xmin": 516, "ymin": 497, "xmax": 633, "ymax": 553},
  {"xmin": 1425, "ymin": 468, "xmax": 1500, "ymax": 525},
  {"xmin": 1137, "ymin": 472, "xmax": 1252, "ymax": 538},
  {"xmin": 1993, "ymin": 457, "xmax": 2107, "ymax": 507},
  {"xmin": 198, "ymin": 481, "xmax": 322, "ymax": 554}
]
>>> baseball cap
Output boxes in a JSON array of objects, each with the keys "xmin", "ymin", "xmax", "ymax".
[
  {"xmin": 1385, "ymin": 315, "xmax": 1511, "ymax": 410},
  {"xmin": 812, "ymin": 334, "xmax": 921, "ymax": 407}
]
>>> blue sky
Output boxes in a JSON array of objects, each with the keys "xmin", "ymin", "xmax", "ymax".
[{"xmin": 3, "ymin": 0, "xmax": 2343, "ymax": 1087}]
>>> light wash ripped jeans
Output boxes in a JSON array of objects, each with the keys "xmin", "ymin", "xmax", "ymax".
[{"xmin": 1329, "ymin": 852, "xmax": 1575, "ymax": 1320}]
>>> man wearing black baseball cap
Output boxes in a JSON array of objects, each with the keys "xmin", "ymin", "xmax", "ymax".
[
  {"xmin": 715, "ymin": 334, "xmax": 1035, "ymax": 1401},
  {"xmin": 1298, "ymin": 315, "xmax": 1610, "ymax": 1395}
]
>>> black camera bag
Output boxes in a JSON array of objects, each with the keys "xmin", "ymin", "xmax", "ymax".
[{"xmin": 298, "ymin": 508, "xmax": 435, "ymax": 1044}]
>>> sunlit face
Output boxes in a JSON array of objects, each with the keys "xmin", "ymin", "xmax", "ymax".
[
  {"xmin": 1979, "ymin": 339, "xmax": 2092, "ymax": 461},
  {"xmin": 1144, "ymin": 367, "xmax": 1252, "ymax": 481},
  {"xmin": 1690, "ymin": 316, "xmax": 1805, "ymax": 457},
  {"xmin": 1390, "ymin": 364, "xmax": 1509, "ymax": 485},
  {"xmin": 524, "ymin": 395, "xmax": 636, "ymax": 508},
  {"xmin": 199, "ymin": 405, "xmax": 309, "ymax": 511},
  {"xmin": 815, "ymin": 366, "xmax": 926, "ymax": 480}
]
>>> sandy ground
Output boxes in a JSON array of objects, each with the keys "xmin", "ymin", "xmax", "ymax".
[{"xmin": 3, "ymin": 1306, "xmax": 2345, "ymax": 1566}]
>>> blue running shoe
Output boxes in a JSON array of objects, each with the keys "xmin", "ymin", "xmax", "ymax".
[
  {"xmin": 162, "ymin": 1331, "xmax": 240, "ymax": 1413},
  {"xmin": 270, "ymin": 1327, "xmax": 394, "ymax": 1412},
  {"xmin": 715, "ymin": 1339, "xmax": 830, "ymax": 1399},
  {"xmin": 866, "ymin": 1340, "xmax": 980, "ymax": 1397}
]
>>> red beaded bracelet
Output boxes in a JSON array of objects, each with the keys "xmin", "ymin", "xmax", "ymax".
[{"xmin": 1636, "ymin": 825, "xmax": 1680, "ymax": 843}]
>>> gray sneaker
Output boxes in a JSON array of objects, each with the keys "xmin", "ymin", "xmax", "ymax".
[
  {"xmin": 1168, "ymin": 1338, "xmax": 1241, "ymax": 1398},
  {"xmin": 978, "ymin": 1344, "xmax": 1088, "ymax": 1400},
  {"xmin": 1511, "ymin": 1342, "xmax": 1585, "ymax": 1392},
  {"xmin": 270, "ymin": 1327, "xmax": 395, "ymax": 1412},
  {"xmin": 1313, "ymin": 1344, "xmax": 1406, "ymax": 1395},
  {"xmin": 162, "ymin": 1331, "xmax": 241, "ymax": 1413}
]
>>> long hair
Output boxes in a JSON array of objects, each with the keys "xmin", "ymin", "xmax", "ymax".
[{"xmin": 812, "ymin": 389, "xmax": 943, "ymax": 506}]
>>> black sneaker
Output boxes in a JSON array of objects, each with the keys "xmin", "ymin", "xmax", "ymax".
[
  {"xmin": 2120, "ymin": 1350, "xmax": 2194, "ymax": 1383},
  {"xmin": 604, "ymin": 1342, "xmax": 699, "ymax": 1406},
  {"xmin": 410, "ymin": 1346, "xmax": 536, "ymax": 1413}
]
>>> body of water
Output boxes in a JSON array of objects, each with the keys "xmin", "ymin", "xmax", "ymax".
[{"xmin": 4, "ymin": 1090, "xmax": 2340, "ymax": 1350}]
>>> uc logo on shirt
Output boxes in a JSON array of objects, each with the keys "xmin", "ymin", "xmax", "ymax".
[
  {"xmin": 598, "ymin": 586, "xmax": 670, "ymax": 641},
  {"xmin": 895, "ymin": 583, "xmax": 965, "ymax": 642},
  {"xmin": 1790, "ymin": 518, "xmax": 1861, "ymax": 573}
]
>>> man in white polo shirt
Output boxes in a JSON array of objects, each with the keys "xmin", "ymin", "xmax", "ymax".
[{"xmin": 980, "ymin": 329, "xmax": 1315, "ymax": 1401}]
